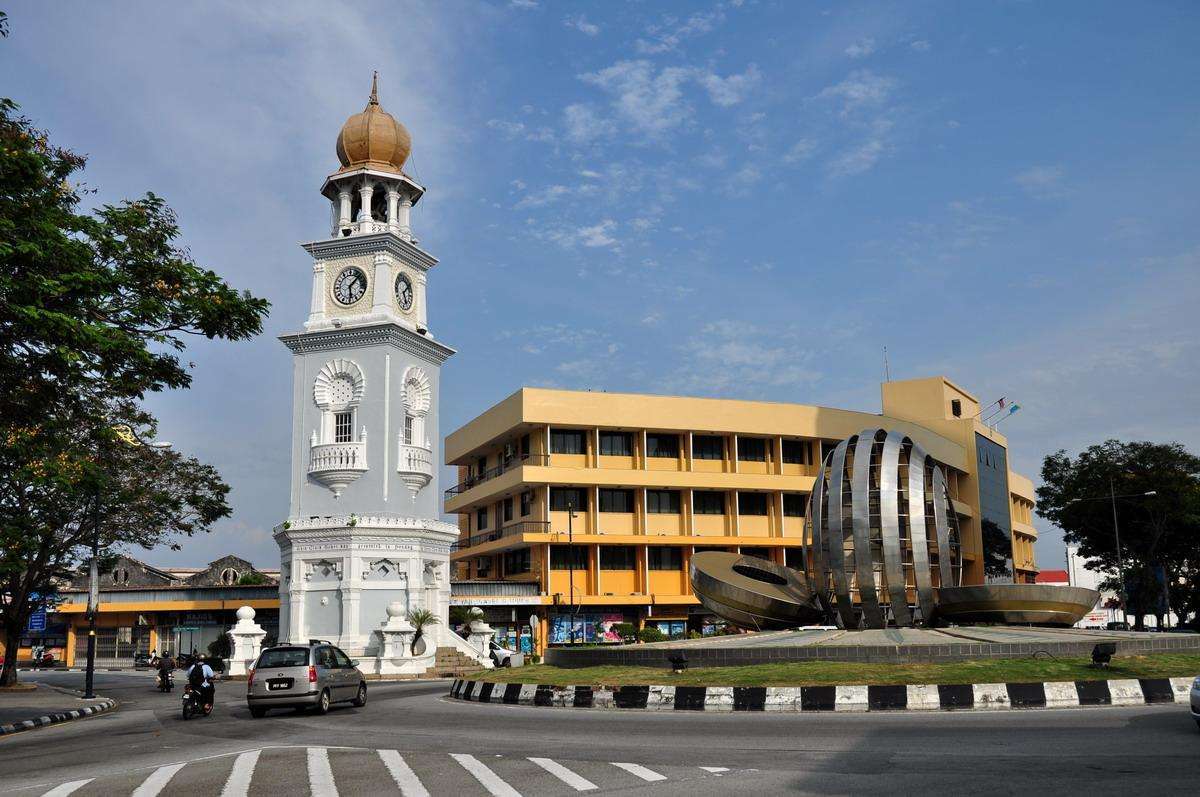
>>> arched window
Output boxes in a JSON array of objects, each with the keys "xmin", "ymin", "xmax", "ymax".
[
  {"xmin": 313, "ymin": 359, "xmax": 366, "ymax": 445},
  {"xmin": 220, "ymin": 567, "xmax": 240, "ymax": 586}
]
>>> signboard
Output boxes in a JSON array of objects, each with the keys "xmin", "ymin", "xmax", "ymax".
[
  {"xmin": 27, "ymin": 607, "xmax": 47, "ymax": 633},
  {"xmin": 449, "ymin": 596, "xmax": 541, "ymax": 606}
]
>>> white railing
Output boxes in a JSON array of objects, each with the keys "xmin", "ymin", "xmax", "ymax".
[
  {"xmin": 397, "ymin": 440, "xmax": 433, "ymax": 498},
  {"xmin": 308, "ymin": 441, "xmax": 369, "ymax": 498}
]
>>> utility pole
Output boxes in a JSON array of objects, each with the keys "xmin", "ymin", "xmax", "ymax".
[
  {"xmin": 84, "ymin": 483, "xmax": 100, "ymax": 699},
  {"xmin": 1109, "ymin": 476, "xmax": 1127, "ymax": 624},
  {"xmin": 567, "ymin": 501, "xmax": 577, "ymax": 644}
]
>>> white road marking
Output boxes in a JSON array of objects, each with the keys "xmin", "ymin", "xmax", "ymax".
[
  {"xmin": 700, "ymin": 766, "xmax": 730, "ymax": 774},
  {"xmin": 450, "ymin": 753, "xmax": 522, "ymax": 797},
  {"xmin": 307, "ymin": 747, "xmax": 338, "ymax": 797},
  {"xmin": 131, "ymin": 763, "xmax": 186, "ymax": 797},
  {"xmin": 378, "ymin": 750, "xmax": 430, "ymax": 797},
  {"xmin": 612, "ymin": 762, "xmax": 668, "ymax": 782},
  {"xmin": 220, "ymin": 749, "xmax": 261, "ymax": 797},
  {"xmin": 528, "ymin": 757, "xmax": 598, "ymax": 791},
  {"xmin": 41, "ymin": 781, "xmax": 92, "ymax": 797}
]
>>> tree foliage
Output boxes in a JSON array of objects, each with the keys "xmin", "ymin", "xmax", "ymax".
[
  {"xmin": 0, "ymin": 92, "xmax": 269, "ymax": 684},
  {"xmin": 1037, "ymin": 440, "xmax": 1200, "ymax": 630},
  {"xmin": 980, "ymin": 519, "xmax": 1013, "ymax": 580}
]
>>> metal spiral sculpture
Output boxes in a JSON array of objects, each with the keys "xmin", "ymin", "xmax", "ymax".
[{"xmin": 805, "ymin": 428, "xmax": 962, "ymax": 629}]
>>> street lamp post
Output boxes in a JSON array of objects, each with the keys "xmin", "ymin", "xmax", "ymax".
[
  {"xmin": 1067, "ymin": 484, "xmax": 1156, "ymax": 627},
  {"xmin": 567, "ymin": 501, "xmax": 578, "ymax": 644}
]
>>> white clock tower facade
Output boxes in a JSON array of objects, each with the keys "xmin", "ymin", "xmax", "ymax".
[{"xmin": 274, "ymin": 77, "xmax": 487, "ymax": 672}]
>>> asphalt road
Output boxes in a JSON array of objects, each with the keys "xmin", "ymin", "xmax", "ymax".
[{"xmin": 1, "ymin": 670, "xmax": 1198, "ymax": 795}]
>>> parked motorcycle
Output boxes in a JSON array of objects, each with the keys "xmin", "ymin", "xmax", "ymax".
[{"xmin": 181, "ymin": 685, "xmax": 212, "ymax": 720}]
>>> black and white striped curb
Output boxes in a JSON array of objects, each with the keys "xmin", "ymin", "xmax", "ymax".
[
  {"xmin": 450, "ymin": 677, "xmax": 1196, "ymax": 712},
  {"xmin": 0, "ymin": 697, "xmax": 118, "ymax": 736}
]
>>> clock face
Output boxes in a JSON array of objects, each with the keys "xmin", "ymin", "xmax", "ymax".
[
  {"xmin": 394, "ymin": 273, "xmax": 414, "ymax": 311},
  {"xmin": 333, "ymin": 267, "xmax": 367, "ymax": 305}
]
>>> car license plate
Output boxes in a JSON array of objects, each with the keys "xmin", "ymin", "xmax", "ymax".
[{"xmin": 268, "ymin": 679, "xmax": 292, "ymax": 690}]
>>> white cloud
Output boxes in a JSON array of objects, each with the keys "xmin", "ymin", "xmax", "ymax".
[
  {"xmin": 697, "ymin": 63, "xmax": 761, "ymax": 107},
  {"xmin": 563, "ymin": 103, "xmax": 616, "ymax": 143},
  {"xmin": 635, "ymin": 9, "xmax": 725, "ymax": 54},
  {"xmin": 728, "ymin": 164, "xmax": 762, "ymax": 194},
  {"xmin": 817, "ymin": 69, "xmax": 897, "ymax": 116},
  {"xmin": 579, "ymin": 219, "xmax": 618, "ymax": 247},
  {"xmin": 783, "ymin": 138, "xmax": 818, "ymax": 163},
  {"xmin": 515, "ymin": 184, "xmax": 571, "ymax": 209},
  {"xmin": 509, "ymin": 0, "xmax": 538, "ymax": 9},
  {"xmin": 910, "ymin": 39, "xmax": 931, "ymax": 52},
  {"xmin": 1014, "ymin": 165, "xmax": 1067, "ymax": 198},
  {"xmin": 486, "ymin": 118, "xmax": 525, "ymax": 138},
  {"xmin": 579, "ymin": 60, "xmax": 693, "ymax": 137},
  {"xmin": 564, "ymin": 14, "xmax": 600, "ymax": 36},
  {"xmin": 826, "ymin": 119, "xmax": 893, "ymax": 178},
  {"xmin": 845, "ymin": 38, "xmax": 876, "ymax": 59}
]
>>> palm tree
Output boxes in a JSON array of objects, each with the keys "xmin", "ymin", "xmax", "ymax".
[{"xmin": 407, "ymin": 608, "xmax": 439, "ymax": 651}]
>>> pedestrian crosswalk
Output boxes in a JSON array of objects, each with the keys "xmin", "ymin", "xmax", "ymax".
[{"xmin": 19, "ymin": 746, "xmax": 739, "ymax": 796}]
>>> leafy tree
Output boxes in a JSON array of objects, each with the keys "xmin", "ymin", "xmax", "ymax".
[
  {"xmin": 236, "ymin": 571, "xmax": 271, "ymax": 586},
  {"xmin": 407, "ymin": 608, "xmax": 439, "ymax": 645},
  {"xmin": 1037, "ymin": 440, "xmax": 1200, "ymax": 631},
  {"xmin": 0, "ymin": 91, "xmax": 268, "ymax": 684}
]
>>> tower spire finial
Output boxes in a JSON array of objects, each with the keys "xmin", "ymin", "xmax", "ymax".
[{"xmin": 369, "ymin": 71, "xmax": 379, "ymax": 106}]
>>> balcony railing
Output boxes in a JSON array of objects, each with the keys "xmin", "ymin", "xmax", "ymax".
[
  {"xmin": 445, "ymin": 452, "xmax": 550, "ymax": 499},
  {"xmin": 451, "ymin": 520, "xmax": 551, "ymax": 551},
  {"xmin": 397, "ymin": 440, "xmax": 433, "ymax": 497},
  {"xmin": 308, "ymin": 441, "xmax": 368, "ymax": 498}
]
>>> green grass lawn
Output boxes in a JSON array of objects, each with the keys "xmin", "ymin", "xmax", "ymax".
[{"xmin": 464, "ymin": 653, "xmax": 1200, "ymax": 687}]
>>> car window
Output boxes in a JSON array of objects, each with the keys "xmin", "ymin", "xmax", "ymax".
[
  {"xmin": 333, "ymin": 649, "xmax": 353, "ymax": 668},
  {"xmin": 257, "ymin": 648, "xmax": 309, "ymax": 668},
  {"xmin": 315, "ymin": 647, "xmax": 335, "ymax": 668}
]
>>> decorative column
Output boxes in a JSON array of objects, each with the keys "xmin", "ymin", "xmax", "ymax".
[
  {"xmin": 466, "ymin": 607, "xmax": 496, "ymax": 658},
  {"xmin": 337, "ymin": 187, "xmax": 352, "ymax": 228},
  {"xmin": 288, "ymin": 559, "xmax": 305, "ymax": 643},
  {"xmin": 357, "ymin": 180, "xmax": 375, "ymax": 223},
  {"xmin": 378, "ymin": 601, "xmax": 415, "ymax": 660},
  {"xmin": 308, "ymin": 261, "xmax": 326, "ymax": 324},
  {"xmin": 396, "ymin": 193, "xmax": 413, "ymax": 239},
  {"xmin": 386, "ymin": 188, "xmax": 400, "ymax": 229},
  {"xmin": 225, "ymin": 606, "xmax": 267, "ymax": 676},
  {"xmin": 341, "ymin": 552, "xmax": 361, "ymax": 650}
]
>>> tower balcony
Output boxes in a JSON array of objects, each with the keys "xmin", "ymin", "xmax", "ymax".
[
  {"xmin": 309, "ymin": 440, "xmax": 368, "ymax": 498},
  {"xmin": 398, "ymin": 440, "xmax": 433, "ymax": 499}
]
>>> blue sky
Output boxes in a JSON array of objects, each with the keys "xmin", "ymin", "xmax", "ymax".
[{"xmin": 4, "ymin": 1, "xmax": 1198, "ymax": 572}]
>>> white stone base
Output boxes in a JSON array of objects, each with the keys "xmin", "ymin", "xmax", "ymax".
[{"xmin": 372, "ymin": 652, "xmax": 436, "ymax": 677}]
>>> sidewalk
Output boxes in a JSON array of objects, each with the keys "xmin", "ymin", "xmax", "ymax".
[{"xmin": 0, "ymin": 683, "xmax": 117, "ymax": 735}]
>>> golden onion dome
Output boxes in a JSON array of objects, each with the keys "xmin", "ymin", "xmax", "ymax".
[{"xmin": 335, "ymin": 72, "xmax": 411, "ymax": 173}]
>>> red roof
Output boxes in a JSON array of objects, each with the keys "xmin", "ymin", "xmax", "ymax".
[{"xmin": 1035, "ymin": 569, "xmax": 1069, "ymax": 584}]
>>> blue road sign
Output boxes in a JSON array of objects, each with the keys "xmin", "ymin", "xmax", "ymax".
[{"xmin": 27, "ymin": 607, "xmax": 47, "ymax": 632}]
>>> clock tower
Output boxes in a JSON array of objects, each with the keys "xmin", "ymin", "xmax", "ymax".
[{"xmin": 273, "ymin": 76, "xmax": 484, "ymax": 671}]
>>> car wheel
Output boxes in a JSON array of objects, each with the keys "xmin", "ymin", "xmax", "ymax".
[
  {"xmin": 250, "ymin": 707, "xmax": 267, "ymax": 718},
  {"xmin": 314, "ymin": 689, "xmax": 331, "ymax": 715},
  {"xmin": 352, "ymin": 683, "xmax": 367, "ymax": 708},
  {"xmin": 502, "ymin": 658, "xmax": 511, "ymax": 668}
]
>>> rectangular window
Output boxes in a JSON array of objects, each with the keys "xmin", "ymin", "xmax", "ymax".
[
  {"xmin": 692, "ymin": 434, "xmax": 725, "ymax": 460},
  {"xmin": 645, "ymin": 433, "xmax": 679, "ymax": 458},
  {"xmin": 740, "ymin": 547, "xmax": 770, "ymax": 559},
  {"xmin": 403, "ymin": 414, "xmax": 414, "ymax": 445},
  {"xmin": 520, "ymin": 491, "xmax": 532, "ymax": 516},
  {"xmin": 476, "ymin": 507, "xmax": 488, "ymax": 530},
  {"xmin": 519, "ymin": 433, "xmax": 531, "ymax": 457},
  {"xmin": 648, "ymin": 546, "xmax": 682, "ymax": 570},
  {"xmin": 646, "ymin": 490, "xmax": 681, "ymax": 514},
  {"xmin": 783, "ymin": 493, "xmax": 806, "ymax": 517},
  {"xmin": 598, "ymin": 488, "xmax": 634, "ymax": 513},
  {"xmin": 549, "ymin": 545, "xmax": 588, "ymax": 570},
  {"xmin": 599, "ymin": 545, "xmax": 636, "ymax": 570},
  {"xmin": 738, "ymin": 492, "xmax": 769, "ymax": 515},
  {"xmin": 550, "ymin": 487, "xmax": 588, "ymax": 511},
  {"xmin": 598, "ymin": 431, "xmax": 633, "ymax": 456},
  {"xmin": 475, "ymin": 556, "xmax": 492, "ymax": 578},
  {"xmin": 550, "ymin": 429, "xmax": 586, "ymax": 455},
  {"xmin": 475, "ymin": 455, "xmax": 487, "ymax": 476},
  {"xmin": 782, "ymin": 439, "xmax": 810, "ymax": 465},
  {"xmin": 693, "ymin": 490, "xmax": 725, "ymax": 515},
  {"xmin": 503, "ymin": 497, "xmax": 514, "ymax": 523},
  {"xmin": 334, "ymin": 411, "xmax": 353, "ymax": 444},
  {"xmin": 737, "ymin": 436, "xmax": 767, "ymax": 462},
  {"xmin": 503, "ymin": 548, "xmax": 531, "ymax": 575},
  {"xmin": 785, "ymin": 547, "xmax": 805, "ymax": 569}
]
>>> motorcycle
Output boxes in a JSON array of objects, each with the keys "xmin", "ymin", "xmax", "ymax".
[
  {"xmin": 181, "ymin": 684, "xmax": 213, "ymax": 720},
  {"xmin": 156, "ymin": 670, "xmax": 174, "ymax": 692}
]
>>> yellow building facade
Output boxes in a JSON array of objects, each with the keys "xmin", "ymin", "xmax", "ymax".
[{"xmin": 445, "ymin": 377, "xmax": 1040, "ymax": 651}]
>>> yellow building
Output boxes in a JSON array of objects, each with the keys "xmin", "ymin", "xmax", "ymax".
[{"xmin": 444, "ymin": 377, "xmax": 1040, "ymax": 651}]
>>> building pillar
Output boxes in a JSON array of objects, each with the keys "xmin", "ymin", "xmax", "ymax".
[
  {"xmin": 308, "ymin": 261, "xmax": 326, "ymax": 324},
  {"xmin": 357, "ymin": 181, "xmax": 375, "ymax": 223},
  {"xmin": 386, "ymin": 188, "xmax": 400, "ymax": 227},
  {"xmin": 397, "ymin": 193, "xmax": 413, "ymax": 238},
  {"xmin": 371, "ymin": 252, "xmax": 390, "ymax": 315},
  {"xmin": 337, "ymin": 187, "xmax": 352, "ymax": 227}
]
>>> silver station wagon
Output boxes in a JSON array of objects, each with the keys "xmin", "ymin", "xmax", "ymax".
[{"xmin": 246, "ymin": 641, "xmax": 367, "ymax": 718}]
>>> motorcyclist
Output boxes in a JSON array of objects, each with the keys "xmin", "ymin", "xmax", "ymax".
[
  {"xmin": 157, "ymin": 653, "xmax": 175, "ymax": 690},
  {"xmin": 186, "ymin": 658, "xmax": 214, "ymax": 711}
]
